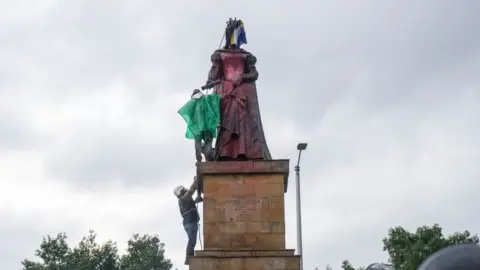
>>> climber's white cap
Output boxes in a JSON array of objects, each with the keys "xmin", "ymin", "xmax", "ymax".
[
  {"xmin": 173, "ymin": 185, "xmax": 186, "ymax": 197},
  {"xmin": 191, "ymin": 91, "xmax": 204, "ymax": 99}
]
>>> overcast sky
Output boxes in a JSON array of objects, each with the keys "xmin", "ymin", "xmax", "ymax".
[{"xmin": 1, "ymin": 0, "xmax": 479, "ymax": 269}]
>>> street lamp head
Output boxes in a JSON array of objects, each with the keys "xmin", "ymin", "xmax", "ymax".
[{"xmin": 297, "ymin": 143, "xmax": 307, "ymax": 151}]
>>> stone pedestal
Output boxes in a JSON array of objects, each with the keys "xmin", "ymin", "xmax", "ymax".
[{"xmin": 190, "ymin": 160, "xmax": 300, "ymax": 270}]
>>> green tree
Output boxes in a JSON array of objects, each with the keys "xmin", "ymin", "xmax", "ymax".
[
  {"xmin": 67, "ymin": 230, "xmax": 119, "ymax": 269},
  {"xmin": 341, "ymin": 260, "xmax": 356, "ymax": 270},
  {"xmin": 382, "ymin": 224, "xmax": 479, "ymax": 270},
  {"xmin": 119, "ymin": 234, "xmax": 172, "ymax": 270},
  {"xmin": 22, "ymin": 232, "xmax": 70, "ymax": 270},
  {"xmin": 341, "ymin": 260, "xmax": 364, "ymax": 270},
  {"xmin": 22, "ymin": 230, "xmax": 173, "ymax": 270}
]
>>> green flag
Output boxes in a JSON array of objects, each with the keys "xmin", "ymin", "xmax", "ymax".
[{"xmin": 178, "ymin": 93, "xmax": 220, "ymax": 140}]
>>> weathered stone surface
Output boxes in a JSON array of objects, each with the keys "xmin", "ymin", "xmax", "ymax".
[
  {"xmin": 198, "ymin": 160, "xmax": 289, "ymax": 174},
  {"xmin": 192, "ymin": 160, "xmax": 296, "ymax": 267},
  {"xmin": 201, "ymin": 172, "xmax": 286, "ymax": 250},
  {"xmin": 203, "ymin": 174, "xmax": 284, "ymax": 198},
  {"xmin": 207, "ymin": 196, "xmax": 284, "ymax": 222},
  {"xmin": 203, "ymin": 222, "xmax": 285, "ymax": 235},
  {"xmin": 203, "ymin": 176, "xmax": 284, "ymax": 222},
  {"xmin": 189, "ymin": 255, "xmax": 300, "ymax": 270},
  {"xmin": 195, "ymin": 250, "xmax": 295, "ymax": 257},
  {"xmin": 203, "ymin": 233, "xmax": 285, "ymax": 250},
  {"xmin": 197, "ymin": 160, "xmax": 290, "ymax": 193}
]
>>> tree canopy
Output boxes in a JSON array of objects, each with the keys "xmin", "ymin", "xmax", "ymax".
[
  {"xmin": 328, "ymin": 224, "xmax": 479, "ymax": 270},
  {"xmin": 383, "ymin": 224, "xmax": 478, "ymax": 270},
  {"xmin": 24, "ymin": 224, "xmax": 479, "ymax": 270},
  {"xmin": 341, "ymin": 260, "xmax": 364, "ymax": 270},
  {"xmin": 22, "ymin": 230, "xmax": 173, "ymax": 270}
]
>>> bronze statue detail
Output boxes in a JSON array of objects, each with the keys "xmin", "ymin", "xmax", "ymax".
[
  {"xmin": 178, "ymin": 85, "xmax": 220, "ymax": 162},
  {"xmin": 203, "ymin": 18, "xmax": 272, "ymax": 161},
  {"xmin": 190, "ymin": 89, "xmax": 215, "ymax": 162}
]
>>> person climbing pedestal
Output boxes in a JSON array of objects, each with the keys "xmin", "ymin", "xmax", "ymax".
[{"xmin": 189, "ymin": 160, "xmax": 301, "ymax": 270}]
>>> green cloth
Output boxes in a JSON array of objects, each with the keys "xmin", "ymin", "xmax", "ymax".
[{"xmin": 178, "ymin": 94, "xmax": 220, "ymax": 140}]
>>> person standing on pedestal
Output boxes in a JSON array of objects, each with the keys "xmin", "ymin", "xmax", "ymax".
[{"xmin": 173, "ymin": 177, "xmax": 203, "ymax": 265}]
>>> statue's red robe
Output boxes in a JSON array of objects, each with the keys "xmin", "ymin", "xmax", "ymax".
[{"xmin": 206, "ymin": 48, "xmax": 272, "ymax": 161}]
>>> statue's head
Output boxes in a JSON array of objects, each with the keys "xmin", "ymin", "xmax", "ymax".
[{"xmin": 224, "ymin": 18, "xmax": 247, "ymax": 49}]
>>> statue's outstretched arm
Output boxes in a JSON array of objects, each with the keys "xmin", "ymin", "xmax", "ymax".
[
  {"xmin": 206, "ymin": 52, "xmax": 222, "ymax": 84},
  {"xmin": 243, "ymin": 54, "xmax": 259, "ymax": 83}
]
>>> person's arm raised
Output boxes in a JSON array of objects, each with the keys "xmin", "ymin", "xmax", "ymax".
[
  {"xmin": 194, "ymin": 196, "xmax": 204, "ymax": 203},
  {"xmin": 181, "ymin": 177, "xmax": 198, "ymax": 200}
]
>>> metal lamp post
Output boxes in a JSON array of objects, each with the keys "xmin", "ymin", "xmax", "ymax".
[{"xmin": 295, "ymin": 142, "xmax": 307, "ymax": 270}]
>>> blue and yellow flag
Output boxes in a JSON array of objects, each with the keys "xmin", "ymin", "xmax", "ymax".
[{"xmin": 230, "ymin": 21, "xmax": 247, "ymax": 48}]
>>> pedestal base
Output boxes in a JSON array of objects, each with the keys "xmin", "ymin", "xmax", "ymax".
[
  {"xmin": 198, "ymin": 160, "xmax": 289, "ymax": 251},
  {"xmin": 190, "ymin": 250, "xmax": 300, "ymax": 270},
  {"xmin": 192, "ymin": 160, "xmax": 299, "ymax": 270}
]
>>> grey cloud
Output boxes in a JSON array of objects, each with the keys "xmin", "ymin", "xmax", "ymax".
[
  {"xmin": 0, "ymin": 210, "xmax": 84, "ymax": 270},
  {"xmin": 3, "ymin": 2, "xmax": 176, "ymax": 100},
  {"xmin": 301, "ymin": 178, "xmax": 480, "ymax": 268},
  {"xmin": 44, "ymin": 127, "xmax": 197, "ymax": 190},
  {"xmin": 0, "ymin": 111, "xmax": 45, "ymax": 151}
]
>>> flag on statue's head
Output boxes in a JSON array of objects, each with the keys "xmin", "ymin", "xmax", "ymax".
[{"xmin": 226, "ymin": 19, "xmax": 248, "ymax": 48}]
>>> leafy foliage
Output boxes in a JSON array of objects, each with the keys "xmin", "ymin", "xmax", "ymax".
[
  {"xmin": 382, "ymin": 224, "xmax": 479, "ymax": 270},
  {"xmin": 120, "ymin": 234, "xmax": 172, "ymax": 270},
  {"xmin": 22, "ymin": 230, "xmax": 173, "ymax": 270},
  {"xmin": 341, "ymin": 260, "xmax": 364, "ymax": 270},
  {"xmin": 326, "ymin": 224, "xmax": 478, "ymax": 270},
  {"xmin": 341, "ymin": 260, "xmax": 357, "ymax": 270}
]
